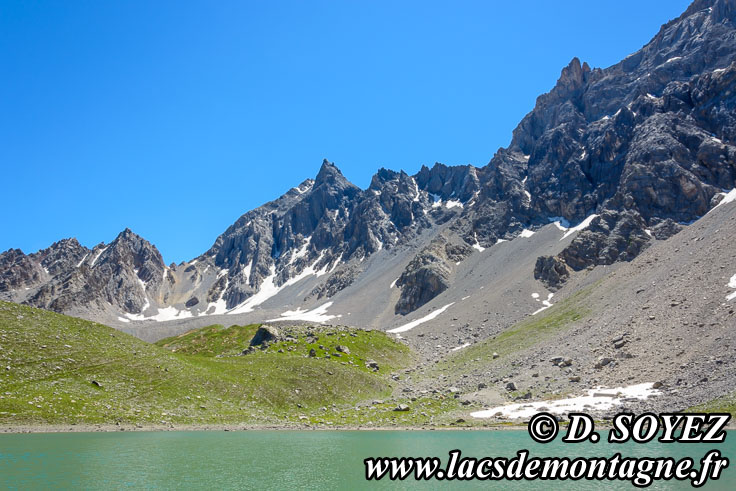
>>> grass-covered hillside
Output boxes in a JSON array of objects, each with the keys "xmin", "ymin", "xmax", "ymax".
[
  {"xmin": 156, "ymin": 323, "xmax": 412, "ymax": 374},
  {"xmin": 0, "ymin": 301, "xmax": 413, "ymax": 426}
]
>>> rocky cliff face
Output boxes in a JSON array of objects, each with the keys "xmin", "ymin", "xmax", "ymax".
[
  {"xmin": 1, "ymin": 0, "xmax": 734, "ymax": 323},
  {"xmin": 0, "ymin": 230, "xmax": 167, "ymax": 316}
]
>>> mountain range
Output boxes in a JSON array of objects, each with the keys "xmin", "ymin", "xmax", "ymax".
[{"xmin": 2, "ymin": 0, "xmax": 735, "ymax": 369}]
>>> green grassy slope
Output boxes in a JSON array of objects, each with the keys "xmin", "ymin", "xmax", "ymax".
[
  {"xmin": 156, "ymin": 323, "xmax": 262, "ymax": 357},
  {"xmin": 688, "ymin": 392, "xmax": 736, "ymax": 417},
  {"xmin": 157, "ymin": 323, "xmax": 413, "ymax": 374},
  {"xmin": 0, "ymin": 301, "xmax": 412, "ymax": 426}
]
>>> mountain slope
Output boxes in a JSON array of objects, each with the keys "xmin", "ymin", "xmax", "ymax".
[
  {"xmin": 0, "ymin": 301, "xmax": 410, "ymax": 425},
  {"xmin": 0, "ymin": 0, "xmax": 734, "ymax": 337}
]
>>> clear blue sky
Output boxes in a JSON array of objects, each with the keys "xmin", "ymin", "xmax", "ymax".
[{"xmin": 1, "ymin": 0, "xmax": 691, "ymax": 264}]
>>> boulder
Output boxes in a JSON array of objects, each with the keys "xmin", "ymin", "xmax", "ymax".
[
  {"xmin": 250, "ymin": 326, "xmax": 281, "ymax": 347},
  {"xmin": 534, "ymin": 256, "xmax": 570, "ymax": 290}
]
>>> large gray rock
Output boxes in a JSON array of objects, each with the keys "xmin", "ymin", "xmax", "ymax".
[
  {"xmin": 394, "ymin": 237, "xmax": 472, "ymax": 315},
  {"xmin": 534, "ymin": 256, "xmax": 570, "ymax": 291},
  {"xmin": 249, "ymin": 326, "xmax": 281, "ymax": 347}
]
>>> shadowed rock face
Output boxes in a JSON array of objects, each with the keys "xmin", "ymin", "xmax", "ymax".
[
  {"xmin": 1, "ymin": 0, "xmax": 735, "ymax": 318},
  {"xmin": 394, "ymin": 237, "xmax": 472, "ymax": 315},
  {"xmin": 0, "ymin": 229, "xmax": 167, "ymax": 315},
  {"xmin": 0, "ymin": 249, "xmax": 45, "ymax": 291},
  {"xmin": 534, "ymin": 256, "xmax": 570, "ymax": 291}
]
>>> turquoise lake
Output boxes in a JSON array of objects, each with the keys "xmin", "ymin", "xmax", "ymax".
[{"xmin": 0, "ymin": 430, "xmax": 734, "ymax": 489}]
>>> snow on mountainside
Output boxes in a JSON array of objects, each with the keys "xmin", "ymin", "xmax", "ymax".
[{"xmin": 1, "ymin": 0, "xmax": 735, "ymax": 339}]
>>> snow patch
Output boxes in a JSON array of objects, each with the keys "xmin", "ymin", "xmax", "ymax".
[
  {"xmin": 472, "ymin": 233, "xmax": 485, "ymax": 252},
  {"xmin": 665, "ymin": 56, "xmax": 682, "ymax": 64},
  {"xmin": 268, "ymin": 302, "xmax": 340, "ymax": 323},
  {"xmin": 206, "ymin": 297, "xmax": 228, "ymax": 316},
  {"xmin": 451, "ymin": 343, "xmax": 471, "ymax": 352},
  {"xmin": 242, "ymin": 261, "xmax": 253, "ymax": 283},
  {"xmin": 76, "ymin": 253, "xmax": 89, "ymax": 268},
  {"xmin": 90, "ymin": 247, "xmax": 108, "ymax": 267},
  {"xmin": 390, "ymin": 278, "xmax": 398, "ymax": 289},
  {"xmin": 387, "ymin": 303, "xmax": 454, "ymax": 334},
  {"xmin": 727, "ymin": 274, "xmax": 736, "ymax": 302},
  {"xmin": 290, "ymin": 238, "xmax": 311, "ymax": 265},
  {"xmin": 412, "ymin": 178, "xmax": 420, "ymax": 202},
  {"xmin": 148, "ymin": 306, "xmax": 194, "ymax": 322},
  {"xmin": 117, "ymin": 316, "xmax": 130, "ymax": 323},
  {"xmin": 560, "ymin": 214, "xmax": 598, "ymax": 240},
  {"xmin": 471, "ymin": 383, "xmax": 660, "ymax": 419},
  {"xmin": 227, "ymin": 265, "xmax": 281, "ymax": 314},
  {"xmin": 228, "ymin": 253, "xmax": 329, "ymax": 314},
  {"xmin": 445, "ymin": 199, "xmax": 463, "ymax": 209},
  {"xmin": 549, "ymin": 216, "xmax": 571, "ymax": 230},
  {"xmin": 519, "ymin": 229, "xmax": 535, "ymax": 238},
  {"xmin": 710, "ymin": 189, "xmax": 736, "ymax": 213},
  {"xmin": 531, "ymin": 293, "xmax": 554, "ymax": 315}
]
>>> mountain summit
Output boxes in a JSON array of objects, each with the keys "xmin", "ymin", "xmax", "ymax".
[{"xmin": 1, "ymin": 0, "xmax": 734, "ymax": 340}]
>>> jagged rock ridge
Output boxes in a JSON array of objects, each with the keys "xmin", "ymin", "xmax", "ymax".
[{"xmin": 1, "ymin": 0, "xmax": 734, "ymax": 321}]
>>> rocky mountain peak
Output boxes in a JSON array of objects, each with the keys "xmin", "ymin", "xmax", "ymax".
[
  {"xmin": 314, "ymin": 159, "xmax": 356, "ymax": 191},
  {"xmin": 679, "ymin": 0, "xmax": 733, "ymax": 22},
  {"xmin": 32, "ymin": 237, "xmax": 89, "ymax": 277},
  {"xmin": 414, "ymin": 162, "xmax": 481, "ymax": 202},
  {"xmin": 557, "ymin": 57, "xmax": 590, "ymax": 92},
  {"xmin": 104, "ymin": 228, "xmax": 166, "ymax": 283},
  {"xmin": 1, "ymin": 0, "xmax": 734, "ymax": 323}
]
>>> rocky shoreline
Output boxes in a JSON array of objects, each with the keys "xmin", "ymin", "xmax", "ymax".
[{"xmin": 4, "ymin": 420, "xmax": 735, "ymax": 434}]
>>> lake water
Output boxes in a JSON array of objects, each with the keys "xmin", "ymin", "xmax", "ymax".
[{"xmin": 0, "ymin": 430, "xmax": 733, "ymax": 489}]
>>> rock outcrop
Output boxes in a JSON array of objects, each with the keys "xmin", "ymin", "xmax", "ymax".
[{"xmin": 394, "ymin": 238, "xmax": 472, "ymax": 315}]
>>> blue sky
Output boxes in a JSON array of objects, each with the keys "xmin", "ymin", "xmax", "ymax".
[{"xmin": 1, "ymin": 0, "xmax": 691, "ymax": 263}]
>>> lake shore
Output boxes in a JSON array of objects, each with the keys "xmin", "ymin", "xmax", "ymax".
[
  {"xmin": 1, "ymin": 422, "xmax": 528, "ymax": 433},
  {"xmin": 4, "ymin": 421, "xmax": 735, "ymax": 434}
]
